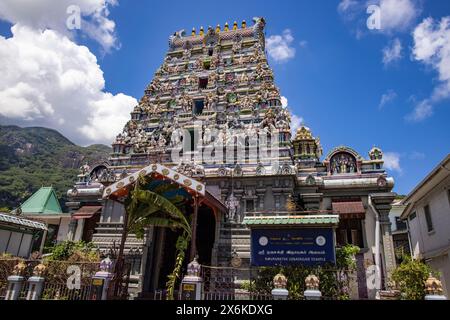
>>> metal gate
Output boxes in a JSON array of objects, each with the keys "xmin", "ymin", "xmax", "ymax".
[{"xmin": 201, "ymin": 265, "xmax": 272, "ymax": 300}]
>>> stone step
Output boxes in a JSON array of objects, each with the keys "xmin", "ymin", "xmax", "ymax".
[
  {"xmin": 220, "ymin": 229, "xmax": 251, "ymax": 235},
  {"xmin": 218, "ymin": 239, "xmax": 250, "ymax": 245}
]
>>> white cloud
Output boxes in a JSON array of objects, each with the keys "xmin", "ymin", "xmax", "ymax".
[
  {"xmin": 281, "ymin": 96, "xmax": 303, "ymax": 136},
  {"xmin": 338, "ymin": 0, "xmax": 359, "ymax": 14},
  {"xmin": 0, "ymin": 25, "xmax": 137, "ymax": 145},
  {"xmin": 378, "ymin": 89, "xmax": 397, "ymax": 109},
  {"xmin": 382, "ymin": 38, "xmax": 403, "ymax": 65},
  {"xmin": 266, "ymin": 29, "xmax": 296, "ymax": 63},
  {"xmin": 281, "ymin": 96, "xmax": 288, "ymax": 108},
  {"xmin": 299, "ymin": 40, "xmax": 308, "ymax": 48},
  {"xmin": 0, "ymin": 0, "xmax": 119, "ymax": 52},
  {"xmin": 409, "ymin": 151, "xmax": 425, "ymax": 160},
  {"xmin": 337, "ymin": 0, "xmax": 363, "ymax": 23},
  {"xmin": 290, "ymin": 114, "xmax": 304, "ymax": 137},
  {"xmin": 378, "ymin": 0, "xmax": 420, "ymax": 33},
  {"xmin": 405, "ymin": 99, "xmax": 433, "ymax": 122},
  {"xmin": 409, "ymin": 16, "xmax": 450, "ymax": 121},
  {"xmin": 338, "ymin": 0, "xmax": 420, "ymax": 35},
  {"xmin": 383, "ymin": 152, "xmax": 402, "ymax": 173}
]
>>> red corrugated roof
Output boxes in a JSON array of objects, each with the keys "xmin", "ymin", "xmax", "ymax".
[
  {"xmin": 332, "ymin": 201, "xmax": 365, "ymax": 218},
  {"xmin": 72, "ymin": 206, "xmax": 102, "ymax": 220}
]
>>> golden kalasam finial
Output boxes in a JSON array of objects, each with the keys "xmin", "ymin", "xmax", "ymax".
[
  {"xmin": 305, "ymin": 274, "xmax": 320, "ymax": 291},
  {"xmin": 12, "ymin": 260, "xmax": 27, "ymax": 276},
  {"xmin": 425, "ymin": 273, "xmax": 444, "ymax": 296},
  {"xmin": 242, "ymin": 20, "xmax": 247, "ymax": 28},
  {"xmin": 33, "ymin": 263, "xmax": 47, "ymax": 277},
  {"xmin": 224, "ymin": 22, "xmax": 229, "ymax": 31},
  {"xmin": 199, "ymin": 26, "xmax": 204, "ymax": 36},
  {"xmin": 191, "ymin": 27, "xmax": 196, "ymax": 36},
  {"xmin": 233, "ymin": 21, "xmax": 238, "ymax": 30},
  {"xmin": 216, "ymin": 24, "xmax": 221, "ymax": 33},
  {"xmin": 273, "ymin": 273, "xmax": 287, "ymax": 289}
]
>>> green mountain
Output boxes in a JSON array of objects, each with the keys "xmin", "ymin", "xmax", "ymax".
[{"xmin": 0, "ymin": 125, "xmax": 111, "ymax": 211}]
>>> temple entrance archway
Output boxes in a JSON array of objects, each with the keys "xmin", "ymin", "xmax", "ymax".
[
  {"xmin": 196, "ymin": 205, "xmax": 216, "ymax": 266},
  {"xmin": 101, "ymin": 163, "xmax": 227, "ymax": 295}
]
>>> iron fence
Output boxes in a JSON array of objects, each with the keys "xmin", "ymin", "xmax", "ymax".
[
  {"xmin": 0, "ymin": 259, "xmax": 99, "ymax": 300},
  {"xmin": 40, "ymin": 283, "xmax": 92, "ymax": 300},
  {"xmin": 204, "ymin": 291, "xmax": 273, "ymax": 300}
]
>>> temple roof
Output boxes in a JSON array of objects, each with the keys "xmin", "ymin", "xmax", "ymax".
[
  {"xmin": 243, "ymin": 215, "xmax": 340, "ymax": 227},
  {"xmin": 19, "ymin": 187, "xmax": 64, "ymax": 216},
  {"xmin": 0, "ymin": 212, "xmax": 47, "ymax": 231}
]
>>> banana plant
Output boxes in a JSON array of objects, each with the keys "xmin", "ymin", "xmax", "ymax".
[{"xmin": 121, "ymin": 175, "xmax": 192, "ymax": 300}]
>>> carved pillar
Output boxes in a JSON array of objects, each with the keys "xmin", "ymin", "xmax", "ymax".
[
  {"xmin": 380, "ymin": 213, "xmax": 396, "ymax": 278},
  {"xmin": 370, "ymin": 193, "xmax": 397, "ymax": 281}
]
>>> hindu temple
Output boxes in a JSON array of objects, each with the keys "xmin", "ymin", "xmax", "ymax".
[{"xmin": 65, "ymin": 18, "xmax": 396, "ymax": 299}]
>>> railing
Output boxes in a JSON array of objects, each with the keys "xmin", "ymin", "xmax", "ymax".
[
  {"xmin": 204, "ymin": 291, "xmax": 273, "ymax": 300},
  {"xmin": 40, "ymin": 283, "xmax": 92, "ymax": 300},
  {"xmin": 0, "ymin": 259, "xmax": 100, "ymax": 300},
  {"xmin": 148, "ymin": 290, "xmax": 182, "ymax": 300}
]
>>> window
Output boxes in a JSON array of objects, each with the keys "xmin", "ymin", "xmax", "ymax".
[
  {"xmin": 424, "ymin": 205, "xmax": 434, "ymax": 233},
  {"xmin": 447, "ymin": 189, "xmax": 450, "ymax": 208},
  {"xmin": 183, "ymin": 129, "xmax": 195, "ymax": 152},
  {"xmin": 395, "ymin": 217, "xmax": 407, "ymax": 231},
  {"xmin": 45, "ymin": 224, "xmax": 60, "ymax": 247},
  {"xmin": 246, "ymin": 200, "xmax": 254, "ymax": 213},
  {"xmin": 198, "ymin": 77, "xmax": 208, "ymax": 89},
  {"xmin": 336, "ymin": 218, "xmax": 363, "ymax": 247},
  {"xmin": 409, "ymin": 211, "xmax": 416, "ymax": 221},
  {"xmin": 193, "ymin": 99, "xmax": 204, "ymax": 115}
]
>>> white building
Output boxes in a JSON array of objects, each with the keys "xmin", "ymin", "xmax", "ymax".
[{"xmin": 401, "ymin": 154, "xmax": 450, "ymax": 296}]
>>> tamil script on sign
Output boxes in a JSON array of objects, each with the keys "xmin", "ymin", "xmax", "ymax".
[{"xmin": 250, "ymin": 228, "xmax": 336, "ymax": 267}]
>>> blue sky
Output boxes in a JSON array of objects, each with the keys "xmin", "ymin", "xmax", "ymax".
[{"xmin": 0, "ymin": 0, "xmax": 449, "ymax": 195}]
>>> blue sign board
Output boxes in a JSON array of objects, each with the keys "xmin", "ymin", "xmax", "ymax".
[{"xmin": 250, "ymin": 228, "xmax": 336, "ymax": 267}]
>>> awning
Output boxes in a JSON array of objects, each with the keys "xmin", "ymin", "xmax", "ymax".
[
  {"xmin": 332, "ymin": 201, "xmax": 365, "ymax": 219},
  {"xmin": 72, "ymin": 206, "xmax": 102, "ymax": 220},
  {"xmin": 243, "ymin": 215, "xmax": 340, "ymax": 227},
  {"xmin": 0, "ymin": 212, "xmax": 47, "ymax": 231}
]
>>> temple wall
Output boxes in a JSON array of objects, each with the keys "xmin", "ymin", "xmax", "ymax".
[
  {"xmin": 101, "ymin": 199, "xmax": 125, "ymax": 223},
  {"xmin": 56, "ymin": 217, "xmax": 71, "ymax": 243}
]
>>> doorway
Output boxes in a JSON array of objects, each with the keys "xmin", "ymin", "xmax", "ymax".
[{"xmin": 196, "ymin": 206, "xmax": 216, "ymax": 266}]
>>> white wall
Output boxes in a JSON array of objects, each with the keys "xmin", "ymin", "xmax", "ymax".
[
  {"xmin": 427, "ymin": 254, "xmax": 450, "ymax": 297},
  {"xmin": 101, "ymin": 199, "xmax": 125, "ymax": 223},
  {"xmin": 408, "ymin": 178, "xmax": 450, "ymax": 257},
  {"xmin": 74, "ymin": 219, "xmax": 85, "ymax": 241},
  {"xmin": 56, "ymin": 217, "xmax": 71, "ymax": 242},
  {"xmin": 407, "ymin": 177, "xmax": 450, "ymax": 295},
  {"xmin": 0, "ymin": 229, "xmax": 34, "ymax": 258}
]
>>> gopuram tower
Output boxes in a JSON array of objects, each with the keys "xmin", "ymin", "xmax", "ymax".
[{"xmin": 111, "ymin": 17, "xmax": 292, "ymax": 174}]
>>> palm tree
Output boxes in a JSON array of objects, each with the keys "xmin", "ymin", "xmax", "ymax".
[{"xmin": 114, "ymin": 175, "xmax": 192, "ymax": 300}]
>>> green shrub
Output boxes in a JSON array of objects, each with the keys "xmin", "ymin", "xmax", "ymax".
[
  {"xmin": 392, "ymin": 256, "xmax": 434, "ymax": 300},
  {"xmin": 251, "ymin": 244, "xmax": 360, "ymax": 300},
  {"xmin": 46, "ymin": 240, "xmax": 99, "ymax": 262}
]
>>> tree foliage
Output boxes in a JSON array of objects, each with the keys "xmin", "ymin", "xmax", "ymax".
[
  {"xmin": 392, "ymin": 256, "xmax": 433, "ymax": 300},
  {"xmin": 124, "ymin": 176, "xmax": 192, "ymax": 300},
  {"xmin": 0, "ymin": 125, "xmax": 110, "ymax": 210},
  {"xmin": 251, "ymin": 245, "xmax": 360, "ymax": 300},
  {"xmin": 45, "ymin": 240, "xmax": 100, "ymax": 262}
]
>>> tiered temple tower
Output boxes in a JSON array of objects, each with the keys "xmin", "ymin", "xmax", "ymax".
[
  {"xmin": 110, "ymin": 17, "xmax": 292, "ymax": 174},
  {"xmin": 67, "ymin": 18, "xmax": 397, "ymax": 299}
]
